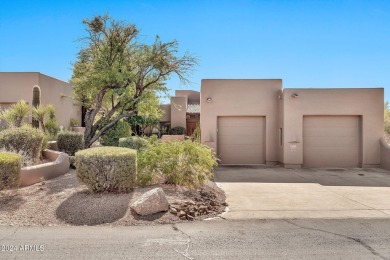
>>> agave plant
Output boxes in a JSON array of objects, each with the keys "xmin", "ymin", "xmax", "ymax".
[
  {"xmin": 0, "ymin": 100, "xmax": 30, "ymax": 127},
  {"xmin": 32, "ymin": 105, "xmax": 48, "ymax": 134}
]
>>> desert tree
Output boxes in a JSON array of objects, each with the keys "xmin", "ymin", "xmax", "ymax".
[{"xmin": 71, "ymin": 15, "xmax": 196, "ymax": 147}]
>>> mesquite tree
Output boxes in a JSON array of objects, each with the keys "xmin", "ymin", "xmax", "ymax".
[{"xmin": 72, "ymin": 15, "xmax": 196, "ymax": 147}]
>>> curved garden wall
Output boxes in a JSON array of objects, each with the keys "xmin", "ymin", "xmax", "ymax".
[{"xmin": 20, "ymin": 149, "xmax": 69, "ymax": 187}]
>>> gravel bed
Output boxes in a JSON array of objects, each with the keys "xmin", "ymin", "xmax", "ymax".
[{"xmin": 0, "ymin": 170, "xmax": 226, "ymax": 226}]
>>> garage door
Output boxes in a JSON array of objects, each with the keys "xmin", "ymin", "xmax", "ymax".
[
  {"xmin": 303, "ymin": 116, "xmax": 361, "ymax": 168},
  {"xmin": 217, "ymin": 116, "xmax": 265, "ymax": 164}
]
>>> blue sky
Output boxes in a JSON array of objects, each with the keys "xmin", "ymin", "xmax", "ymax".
[{"xmin": 1, "ymin": 0, "xmax": 390, "ymax": 102}]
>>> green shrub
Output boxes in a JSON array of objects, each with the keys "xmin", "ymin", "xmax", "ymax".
[
  {"xmin": 137, "ymin": 140, "xmax": 218, "ymax": 188},
  {"xmin": 45, "ymin": 105, "xmax": 60, "ymax": 136},
  {"xmin": 69, "ymin": 156, "xmax": 76, "ymax": 169},
  {"xmin": 75, "ymin": 147, "xmax": 137, "ymax": 192},
  {"xmin": 169, "ymin": 126, "xmax": 186, "ymax": 135},
  {"xmin": 118, "ymin": 136, "xmax": 149, "ymax": 150},
  {"xmin": 0, "ymin": 126, "xmax": 44, "ymax": 164},
  {"xmin": 57, "ymin": 131, "xmax": 84, "ymax": 156},
  {"xmin": 70, "ymin": 118, "xmax": 80, "ymax": 127},
  {"xmin": 0, "ymin": 152, "xmax": 21, "ymax": 190},
  {"xmin": 192, "ymin": 122, "xmax": 201, "ymax": 143},
  {"xmin": 100, "ymin": 120, "xmax": 131, "ymax": 146},
  {"xmin": 0, "ymin": 100, "xmax": 30, "ymax": 128}
]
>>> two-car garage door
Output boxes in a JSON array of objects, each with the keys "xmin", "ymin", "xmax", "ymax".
[
  {"xmin": 217, "ymin": 116, "xmax": 265, "ymax": 164},
  {"xmin": 217, "ymin": 115, "xmax": 361, "ymax": 167},
  {"xmin": 303, "ymin": 116, "xmax": 361, "ymax": 168}
]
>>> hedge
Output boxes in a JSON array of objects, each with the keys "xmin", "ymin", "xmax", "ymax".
[
  {"xmin": 137, "ymin": 140, "xmax": 218, "ymax": 188},
  {"xmin": 0, "ymin": 152, "xmax": 21, "ymax": 190},
  {"xmin": 75, "ymin": 147, "xmax": 137, "ymax": 192},
  {"xmin": 0, "ymin": 126, "xmax": 44, "ymax": 163},
  {"xmin": 118, "ymin": 136, "xmax": 149, "ymax": 151},
  {"xmin": 57, "ymin": 131, "xmax": 84, "ymax": 156}
]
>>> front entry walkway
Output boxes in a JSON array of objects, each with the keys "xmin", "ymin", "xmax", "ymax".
[{"xmin": 215, "ymin": 166, "xmax": 390, "ymax": 219}]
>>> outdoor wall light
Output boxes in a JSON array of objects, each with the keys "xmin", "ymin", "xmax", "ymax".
[
  {"xmin": 206, "ymin": 97, "xmax": 213, "ymax": 103},
  {"xmin": 291, "ymin": 93, "xmax": 299, "ymax": 98}
]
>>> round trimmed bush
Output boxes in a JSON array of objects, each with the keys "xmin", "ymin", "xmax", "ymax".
[
  {"xmin": 0, "ymin": 126, "xmax": 44, "ymax": 162},
  {"xmin": 57, "ymin": 131, "xmax": 84, "ymax": 156},
  {"xmin": 0, "ymin": 152, "xmax": 21, "ymax": 190},
  {"xmin": 118, "ymin": 136, "xmax": 148, "ymax": 151},
  {"xmin": 75, "ymin": 147, "xmax": 137, "ymax": 193}
]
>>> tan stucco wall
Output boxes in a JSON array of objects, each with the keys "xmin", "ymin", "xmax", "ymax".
[
  {"xmin": 0, "ymin": 72, "xmax": 81, "ymax": 129},
  {"xmin": 171, "ymin": 96, "xmax": 187, "ymax": 128},
  {"xmin": 159, "ymin": 104, "xmax": 171, "ymax": 122},
  {"xmin": 281, "ymin": 88, "xmax": 384, "ymax": 168},
  {"xmin": 277, "ymin": 89, "xmax": 284, "ymax": 163},
  {"xmin": 200, "ymin": 79, "xmax": 282, "ymax": 164},
  {"xmin": 38, "ymin": 74, "xmax": 81, "ymax": 129},
  {"xmin": 175, "ymin": 90, "xmax": 200, "ymax": 104},
  {"xmin": 20, "ymin": 149, "xmax": 70, "ymax": 187},
  {"xmin": 380, "ymin": 138, "xmax": 390, "ymax": 170}
]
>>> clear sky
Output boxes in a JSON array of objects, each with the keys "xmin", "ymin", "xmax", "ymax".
[{"xmin": 1, "ymin": 0, "xmax": 390, "ymax": 102}]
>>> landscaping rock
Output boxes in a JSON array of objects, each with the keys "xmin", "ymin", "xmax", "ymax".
[
  {"xmin": 130, "ymin": 188, "xmax": 169, "ymax": 216},
  {"xmin": 170, "ymin": 207, "xmax": 178, "ymax": 215},
  {"xmin": 168, "ymin": 188, "xmax": 228, "ymax": 221}
]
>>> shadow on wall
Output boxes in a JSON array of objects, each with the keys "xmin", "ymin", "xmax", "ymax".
[
  {"xmin": 56, "ymin": 191, "xmax": 132, "ymax": 225},
  {"xmin": 380, "ymin": 137, "xmax": 390, "ymax": 171}
]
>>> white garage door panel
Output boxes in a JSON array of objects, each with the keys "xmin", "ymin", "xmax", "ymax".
[
  {"xmin": 218, "ymin": 116, "xmax": 265, "ymax": 164},
  {"xmin": 303, "ymin": 116, "xmax": 360, "ymax": 168}
]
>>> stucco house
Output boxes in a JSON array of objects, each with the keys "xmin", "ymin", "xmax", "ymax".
[
  {"xmin": 0, "ymin": 72, "xmax": 81, "ymax": 129},
  {"xmin": 1, "ymin": 73, "xmax": 384, "ymax": 169},
  {"xmin": 161, "ymin": 79, "xmax": 384, "ymax": 169},
  {"xmin": 160, "ymin": 90, "xmax": 200, "ymax": 136}
]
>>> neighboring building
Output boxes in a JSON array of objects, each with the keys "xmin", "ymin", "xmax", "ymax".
[
  {"xmin": 0, "ymin": 72, "xmax": 81, "ymax": 129},
  {"xmin": 163, "ymin": 79, "xmax": 384, "ymax": 168},
  {"xmin": 160, "ymin": 90, "xmax": 200, "ymax": 136}
]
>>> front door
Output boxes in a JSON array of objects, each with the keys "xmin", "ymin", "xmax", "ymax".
[{"xmin": 186, "ymin": 122, "xmax": 196, "ymax": 136}]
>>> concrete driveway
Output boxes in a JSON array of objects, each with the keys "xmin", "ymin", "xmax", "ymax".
[{"xmin": 215, "ymin": 166, "xmax": 390, "ymax": 219}]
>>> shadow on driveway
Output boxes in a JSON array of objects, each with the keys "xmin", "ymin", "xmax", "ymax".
[{"xmin": 214, "ymin": 165, "xmax": 390, "ymax": 187}]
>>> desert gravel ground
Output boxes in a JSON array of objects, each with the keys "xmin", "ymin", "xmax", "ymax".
[{"xmin": 0, "ymin": 170, "xmax": 226, "ymax": 226}]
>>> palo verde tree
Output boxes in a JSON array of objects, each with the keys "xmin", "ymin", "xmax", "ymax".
[{"xmin": 72, "ymin": 15, "xmax": 196, "ymax": 147}]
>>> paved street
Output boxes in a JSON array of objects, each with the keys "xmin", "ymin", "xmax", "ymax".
[
  {"xmin": 1, "ymin": 219, "xmax": 390, "ymax": 259},
  {"xmin": 215, "ymin": 166, "xmax": 390, "ymax": 219}
]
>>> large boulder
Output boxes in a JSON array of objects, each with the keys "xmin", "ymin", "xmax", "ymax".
[{"xmin": 130, "ymin": 188, "xmax": 169, "ymax": 215}]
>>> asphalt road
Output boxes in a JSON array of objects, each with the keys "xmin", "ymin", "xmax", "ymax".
[{"xmin": 1, "ymin": 219, "xmax": 390, "ymax": 260}]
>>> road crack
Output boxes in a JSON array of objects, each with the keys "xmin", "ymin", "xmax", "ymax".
[
  {"xmin": 284, "ymin": 220, "xmax": 389, "ymax": 260},
  {"xmin": 172, "ymin": 224, "xmax": 194, "ymax": 260}
]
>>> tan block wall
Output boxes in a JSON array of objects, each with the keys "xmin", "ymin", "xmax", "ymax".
[
  {"xmin": 282, "ymin": 88, "xmax": 384, "ymax": 167},
  {"xmin": 200, "ymin": 79, "xmax": 282, "ymax": 164}
]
